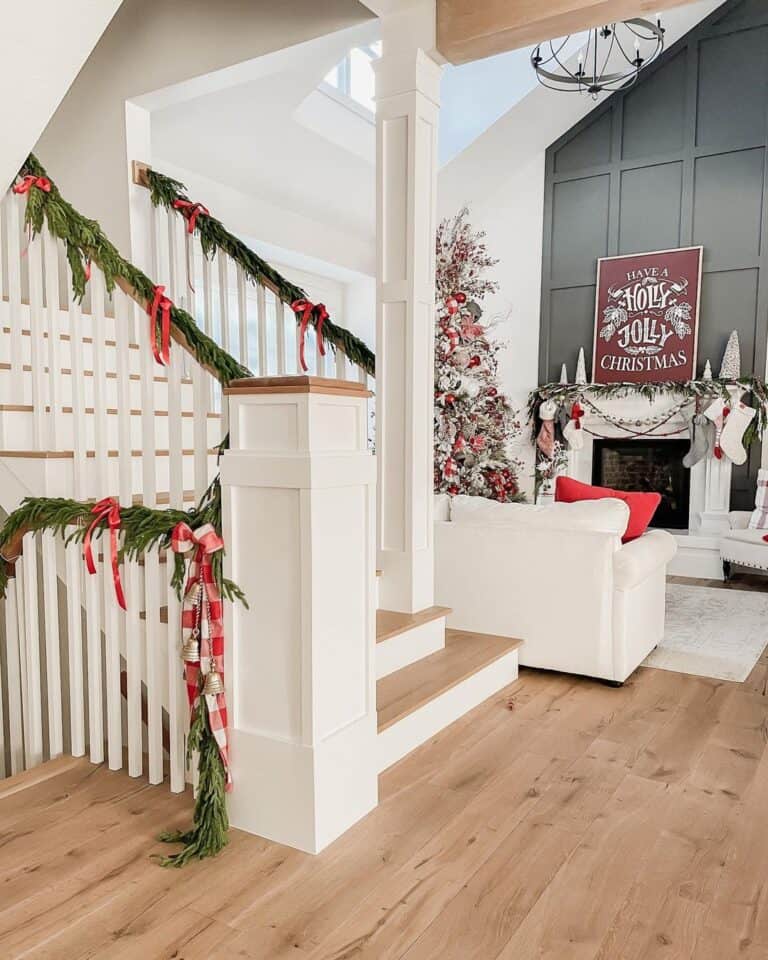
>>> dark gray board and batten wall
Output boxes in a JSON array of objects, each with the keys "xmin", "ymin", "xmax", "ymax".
[{"xmin": 539, "ymin": 0, "xmax": 768, "ymax": 507}]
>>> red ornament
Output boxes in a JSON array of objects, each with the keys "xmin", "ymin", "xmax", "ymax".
[
  {"xmin": 468, "ymin": 355, "xmax": 481, "ymax": 368},
  {"xmin": 444, "ymin": 296, "xmax": 459, "ymax": 315},
  {"xmin": 447, "ymin": 485, "xmax": 460, "ymax": 495},
  {"xmin": 454, "ymin": 292, "xmax": 467, "ymax": 304},
  {"xmin": 487, "ymin": 387, "xmax": 498, "ymax": 397},
  {"xmin": 444, "ymin": 394, "xmax": 456, "ymax": 406}
]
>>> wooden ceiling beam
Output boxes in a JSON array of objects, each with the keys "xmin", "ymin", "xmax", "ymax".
[{"xmin": 437, "ymin": 0, "xmax": 700, "ymax": 64}]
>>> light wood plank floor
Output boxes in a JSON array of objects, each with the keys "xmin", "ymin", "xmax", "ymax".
[{"xmin": 2, "ymin": 577, "xmax": 767, "ymax": 959}]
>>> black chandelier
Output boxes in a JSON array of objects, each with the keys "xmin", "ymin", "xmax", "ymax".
[{"xmin": 531, "ymin": 18, "xmax": 665, "ymax": 98}]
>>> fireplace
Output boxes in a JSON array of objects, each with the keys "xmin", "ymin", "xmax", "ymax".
[{"xmin": 591, "ymin": 439, "xmax": 691, "ymax": 529}]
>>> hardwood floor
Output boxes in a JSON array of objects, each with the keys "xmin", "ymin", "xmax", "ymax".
[{"xmin": 2, "ymin": 578, "xmax": 768, "ymax": 959}]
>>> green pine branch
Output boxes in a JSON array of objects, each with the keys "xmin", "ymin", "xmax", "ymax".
[
  {"xmin": 18, "ymin": 155, "xmax": 250, "ymax": 387},
  {"xmin": 146, "ymin": 167, "xmax": 376, "ymax": 378}
]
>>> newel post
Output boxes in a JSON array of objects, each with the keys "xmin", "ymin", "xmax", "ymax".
[{"xmin": 220, "ymin": 376, "xmax": 378, "ymax": 853}]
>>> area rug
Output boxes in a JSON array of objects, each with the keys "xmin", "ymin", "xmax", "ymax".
[{"xmin": 643, "ymin": 583, "xmax": 768, "ymax": 682}]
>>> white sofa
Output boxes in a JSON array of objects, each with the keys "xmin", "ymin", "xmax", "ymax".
[{"xmin": 434, "ymin": 495, "xmax": 678, "ymax": 684}]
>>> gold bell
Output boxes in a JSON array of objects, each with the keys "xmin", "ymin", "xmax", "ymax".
[
  {"xmin": 202, "ymin": 670, "xmax": 225, "ymax": 696},
  {"xmin": 181, "ymin": 635, "xmax": 200, "ymax": 662}
]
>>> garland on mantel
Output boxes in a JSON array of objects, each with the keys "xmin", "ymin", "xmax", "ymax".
[
  {"xmin": 0, "ymin": 479, "xmax": 245, "ymax": 867},
  {"xmin": 527, "ymin": 376, "xmax": 768, "ymax": 449},
  {"xmin": 145, "ymin": 168, "xmax": 377, "ymax": 378},
  {"xmin": 16, "ymin": 155, "xmax": 251, "ymax": 387}
]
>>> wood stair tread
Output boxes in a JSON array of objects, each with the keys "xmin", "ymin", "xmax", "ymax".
[
  {"xmin": 376, "ymin": 628, "xmax": 523, "ymax": 733},
  {"xmin": 0, "ymin": 755, "xmax": 89, "ymax": 803},
  {"xmin": 376, "ymin": 605, "xmax": 451, "ymax": 644}
]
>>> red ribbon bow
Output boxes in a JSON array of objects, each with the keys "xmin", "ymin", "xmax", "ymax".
[
  {"xmin": 291, "ymin": 299, "xmax": 328, "ymax": 372},
  {"xmin": 171, "ymin": 522, "xmax": 231, "ymax": 789},
  {"xmin": 83, "ymin": 497, "xmax": 127, "ymax": 611},
  {"xmin": 571, "ymin": 402, "xmax": 584, "ymax": 429},
  {"xmin": 147, "ymin": 285, "xmax": 173, "ymax": 367},
  {"xmin": 172, "ymin": 199, "xmax": 210, "ymax": 234},
  {"xmin": 12, "ymin": 175, "xmax": 51, "ymax": 195}
]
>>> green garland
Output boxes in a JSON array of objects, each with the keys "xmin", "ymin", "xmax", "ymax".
[
  {"xmin": 18, "ymin": 155, "xmax": 250, "ymax": 386},
  {"xmin": 146, "ymin": 168, "xmax": 376, "ymax": 378},
  {"xmin": 527, "ymin": 376, "xmax": 768, "ymax": 449},
  {"xmin": 0, "ymin": 479, "xmax": 245, "ymax": 866}
]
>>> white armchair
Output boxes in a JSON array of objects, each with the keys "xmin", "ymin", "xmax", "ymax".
[{"xmin": 434, "ymin": 495, "xmax": 677, "ymax": 684}]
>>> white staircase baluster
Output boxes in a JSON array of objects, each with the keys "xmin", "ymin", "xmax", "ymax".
[
  {"xmin": 89, "ymin": 269, "xmax": 110, "ymax": 496},
  {"xmin": 125, "ymin": 558, "xmax": 142, "ymax": 777},
  {"xmin": 66, "ymin": 266, "xmax": 88, "ymax": 499},
  {"xmin": 27, "ymin": 234, "xmax": 48, "ymax": 450},
  {"xmin": 21, "ymin": 533, "xmax": 43, "ymax": 767},
  {"xmin": 165, "ymin": 559, "xmax": 186, "ymax": 792},
  {"xmin": 276, "ymin": 299, "xmax": 287, "ymax": 375},
  {"xmin": 41, "ymin": 531, "xmax": 63, "ymax": 758},
  {"xmin": 192, "ymin": 366, "xmax": 210, "ymax": 500},
  {"xmin": 114, "ymin": 292, "xmax": 134, "ymax": 506},
  {"xmin": 144, "ymin": 547, "xmax": 163, "ymax": 784},
  {"xmin": 335, "ymin": 346, "xmax": 347, "ymax": 381},
  {"xmin": 256, "ymin": 284, "xmax": 267, "ymax": 376},
  {"xmin": 42, "ymin": 227, "xmax": 64, "ymax": 448},
  {"xmin": 137, "ymin": 295, "xmax": 158, "ymax": 510},
  {"xmin": 236, "ymin": 264, "xmax": 248, "ymax": 368},
  {"xmin": 64, "ymin": 534, "xmax": 85, "ymax": 757},
  {"xmin": 218, "ymin": 251, "xmax": 230, "ymax": 354},
  {"xmin": 3, "ymin": 578, "xmax": 24, "ymax": 774},
  {"xmin": 103, "ymin": 560, "xmax": 122, "ymax": 771},
  {"xmin": 84, "ymin": 545, "xmax": 104, "ymax": 764},
  {"xmin": 5, "ymin": 194, "xmax": 25, "ymax": 398},
  {"xmin": 0, "ymin": 600, "xmax": 5, "ymax": 778}
]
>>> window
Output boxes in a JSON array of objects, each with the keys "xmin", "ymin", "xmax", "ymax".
[{"xmin": 323, "ymin": 42, "xmax": 381, "ymax": 114}]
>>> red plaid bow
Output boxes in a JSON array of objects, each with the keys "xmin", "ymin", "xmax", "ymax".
[
  {"xmin": 83, "ymin": 497, "xmax": 127, "ymax": 610},
  {"xmin": 147, "ymin": 285, "xmax": 173, "ymax": 367},
  {"xmin": 172, "ymin": 199, "xmax": 210, "ymax": 234},
  {"xmin": 291, "ymin": 299, "xmax": 328, "ymax": 372},
  {"xmin": 172, "ymin": 522, "xmax": 232, "ymax": 789},
  {"xmin": 12, "ymin": 175, "xmax": 51, "ymax": 195}
]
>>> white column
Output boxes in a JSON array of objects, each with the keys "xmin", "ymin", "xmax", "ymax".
[
  {"xmin": 221, "ymin": 376, "xmax": 378, "ymax": 854},
  {"xmin": 375, "ymin": 2, "xmax": 442, "ymax": 613}
]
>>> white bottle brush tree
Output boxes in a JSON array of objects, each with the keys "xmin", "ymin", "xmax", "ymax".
[{"xmin": 434, "ymin": 208, "xmax": 524, "ymax": 501}]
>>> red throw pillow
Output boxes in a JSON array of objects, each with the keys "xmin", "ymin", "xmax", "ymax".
[{"xmin": 555, "ymin": 476, "xmax": 661, "ymax": 543}]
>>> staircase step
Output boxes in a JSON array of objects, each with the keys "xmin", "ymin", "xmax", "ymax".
[
  {"xmin": 0, "ymin": 448, "xmax": 216, "ymax": 458},
  {"xmin": 0, "ymin": 362, "xmax": 191, "ymax": 384},
  {"xmin": 0, "ymin": 754, "xmax": 86, "ymax": 802},
  {"xmin": 376, "ymin": 629, "xmax": 522, "ymax": 772},
  {"xmin": 376, "ymin": 605, "xmax": 450, "ymax": 679},
  {"xmin": 0, "ymin": 404, "xmax": 221, "ymax": 419}
]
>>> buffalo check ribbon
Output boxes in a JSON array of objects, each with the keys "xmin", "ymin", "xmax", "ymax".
[{"xmin": 172, "ymin": 521, "xmax": 232, "ymax": 790}]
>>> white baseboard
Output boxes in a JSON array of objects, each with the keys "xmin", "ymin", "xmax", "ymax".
[
  {"xmin": 377, "ymin": 649, "xmax": 519, "ymax": 773},
  {"xmin": 376, "ymin": 616, "xmax": 446, "ymax": 679}
]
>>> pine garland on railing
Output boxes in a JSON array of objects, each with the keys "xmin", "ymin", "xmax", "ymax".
[
  {"xmin": 17, "ymin": 155, "xmax": 251, "ymax": 386},
  {"xmin": 527, "ymin": 376, "xmax": 768, "ymax": 448},
  {"xmin": 0, "ymin": 478, "xmax": 245, "ymax": 866},
  {"xmin": 145, "ymin": 167, "xmax": 376, "ymax": 377}
]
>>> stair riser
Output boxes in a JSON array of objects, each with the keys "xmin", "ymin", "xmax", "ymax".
[
  {"xmin": 0, "ymin": 452, "xmax": 218, "ymax": 500},
  {"xmin": 377, "ymin": 650, "xmax": 519, "ymax": 773},
  {"xmin": 0, "ymin": 368, "xmax": 199, "ymax": 410},
  {"xmin": 0, "ymin": 409, "xmax": 221, "ymax": 450},
  {"xmin": 376, "ymin": 616, "xmax": 446, "ymax": 679}
]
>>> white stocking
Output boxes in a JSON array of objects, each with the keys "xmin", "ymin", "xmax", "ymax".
[{"xmin": 719, "ymin": 401, "xmax": 756, "ymax": 465}]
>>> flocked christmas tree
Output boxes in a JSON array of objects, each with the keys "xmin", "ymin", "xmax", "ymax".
[{"xmin": 434, "ymin": 208, "xmax": 524, "ymax": 501}]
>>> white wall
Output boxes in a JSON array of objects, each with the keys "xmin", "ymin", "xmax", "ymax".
[
  {"xmin": 34, "ymin": 0, "xmax": 374, "ymax": 252},
  {"xmin": 0, "ymin": 1, "xmax": 123, "ymax": 192},
  {"xmin": 437, "ymin": 0, "xmax": 722, "ymax": 498}
]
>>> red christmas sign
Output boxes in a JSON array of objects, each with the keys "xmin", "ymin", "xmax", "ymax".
[{"xmin": 592, "ymin": 246, "xmax": 702, "ymax": 384}]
